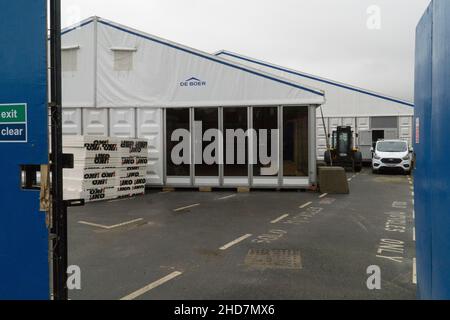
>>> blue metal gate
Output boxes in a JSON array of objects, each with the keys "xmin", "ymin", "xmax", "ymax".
[
  {"xmin": 415, "ymin": 0, "xmax": 450, "ymax": 299},
  {"xmin": 0, "ymin": 0, "xmax": 50, "ymax": 299}
]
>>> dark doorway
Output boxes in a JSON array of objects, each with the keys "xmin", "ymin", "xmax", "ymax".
[{"xmin": 372, "ymin": 130, "xmax": 385, "ymax": 148}]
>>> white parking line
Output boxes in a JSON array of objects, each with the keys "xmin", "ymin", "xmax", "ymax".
[
  {"xmin": 412, "ymin": 258, "xmax": 417, "ymax": 284},
  {"xmin": 413, "ymin": 227, "xmax": 416, "ymax": 241},
  {"xmin": 219, "ymin": 234, "xmax": 252, "ymax": 250},
  {"xmin": 217, "ymin": 194, "xmax": 236, "ymax": 200},
  {"xmin": 299, "ymin": 201, "xmax": 312, "ymax": 209},
  {"xmin": 413, "ymin": 209, "xmax": 415, "ymax": 220},
  {"xmin": 120, "ymin": 271, "xmax": 183, "ymax": 300},
  {"xmin": 173, "ymin": 203, "xmax": 200, "ymax": 212},
  {"xmin": 78, "ymin": 218, "xmax": 144, "ymax": 230},
  {"xmin": 319, "ymin": 193, "xmax": 328, "ymax": 199},
  {"xmin": 271, "ymin": 214, "xmax": 289, "ymax": 224}
]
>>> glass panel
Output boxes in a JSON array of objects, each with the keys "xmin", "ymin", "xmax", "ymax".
[
  {"xmin": 194, "ymin": 108, "xmax": 219, "ymax": 176},
  {"xmin": 224, "ymin": 107, "xmax": 248, "ymax": 177},
  {"xmin": 166, "ymin": 108, "xmax": 190, "ymax": 176},
  {"xmin": 283, "ymin": 107, "xmax": 309, "ymax": 177},
  {"xmin": 253, "ymin": 107, "xmax": 278, "ymax": 177}
]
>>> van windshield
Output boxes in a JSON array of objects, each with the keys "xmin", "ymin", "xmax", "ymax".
[{"xmin": 376, "ymin": 141, "xmax": 407, "ymax": 152}]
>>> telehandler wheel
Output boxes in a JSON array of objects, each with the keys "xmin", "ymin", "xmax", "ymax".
[
  {"xmin": 353, "ymin": 151, "xmax": 363, "ymax": 172},
  {"xmin": 324, "ymin": 150, "xmax": 332, "ymax": 166}
]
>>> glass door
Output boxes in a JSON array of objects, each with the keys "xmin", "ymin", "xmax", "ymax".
[
  {"xmin": 166, "ymin": 108, "xmax": 191, "ymax": 186},
  {"xmin": 282, "ymin": 107, "xmax": 310, "ymax": 187},
  {"xmin": 253, "ymin": 107, "xmax": 279, "ymax": 187},
  {"xmin": 194, "ymin": 108, "xmax": 220, "ymax": 186},
  {"xmin": 223, "ymin": 107, "xmax": 249, "ymax": 186}
]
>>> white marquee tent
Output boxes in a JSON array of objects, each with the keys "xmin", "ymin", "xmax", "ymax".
[{"xmin": 61, "ymin": 17, "xmax": 325, "ymax": 189}]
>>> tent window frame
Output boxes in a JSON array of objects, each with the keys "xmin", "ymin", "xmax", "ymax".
[
  {"xmin": 111, "ymin": 47, "xmax": 137, "ymax": 72},
  {"xmin": 61, "ymin": 45, "xmax": 80, "ymax": 73}
]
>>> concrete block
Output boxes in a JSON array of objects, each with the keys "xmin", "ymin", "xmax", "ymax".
[{"xmin": 318, "ymin": 166, "xmax": 349, "ymax": 194}]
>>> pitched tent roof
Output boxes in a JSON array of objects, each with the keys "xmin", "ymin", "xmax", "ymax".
[
  {"xmin": 61, "ymin": 17, "xmax": 325, "ymax": 109},
  {"xmin": 214, "ymin": 50, "xmax": 414, "ymax": 117}
]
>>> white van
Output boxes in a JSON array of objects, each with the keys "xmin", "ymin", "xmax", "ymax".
[{"xmin": 372, "ymin": 140, "xmax": 412, "ymax": 174}]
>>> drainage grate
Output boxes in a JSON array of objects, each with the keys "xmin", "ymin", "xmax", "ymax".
[{"xmin": 244, "ymin": 249, "xmax": 302, "ymax": 270}]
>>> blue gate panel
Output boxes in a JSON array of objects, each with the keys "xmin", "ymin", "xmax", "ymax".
[
  {"xmin": 431, "ymin": 0, "xmax": 450, "ymax": 299},
  {"xmin": 0, "ymin": 0, "xmax": 49, "ymax": 299},
  {"xmin": 414, "ymin": 3, "xmax": 433, "ymax": 300}
]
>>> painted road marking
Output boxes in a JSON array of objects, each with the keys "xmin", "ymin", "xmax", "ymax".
[
  {"xmin": 299, "ymin": 201, "xmax": 312, "ymax": 209},
  {"xmin": 219, "ymin": 234, "xmax": 252, "ymax": 250},
  {"xmin": 319, "ymin": 193, "xmax": 328, "ymax": 199},
  {"xmin": 120, "ymin": 271, "xmax": 183, "ymax": 300},
  {"xmin": 413, "ymin": 227, "xmax": 416, "ymax": 241},
  {"xmin": 78, "ymin": 218, "xmax": 144, "ymax": 230},
  {"xmin": 413, "ymin": 209, "xmax": 415, "ymax": 220},
  {"xmin": 217, "ymin": 194, "xmax": 236, "ymax": 200},
  {"xmin": 413, "ymin": 258, "xmax": 417, "ymax": 284},
  {"xmin": 271, "ymin": 214, "xmax": 290, "ymax": 224},
  {"xmin": 173, "ymin": 203, "xmax": 200, "ymax": 212},
  {"xmin": 347, "ymin": 178, "xmax": 352, "ymax": 182}
]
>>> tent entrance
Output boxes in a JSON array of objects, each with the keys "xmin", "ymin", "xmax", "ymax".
[{"xmin": 164, "ymin": 105, "xmax": 314, "ymax": 189}]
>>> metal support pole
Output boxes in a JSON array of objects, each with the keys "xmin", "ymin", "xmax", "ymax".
[
  {"xmin": 319, "ymin": 105, "xmax": 332, "ymax": 166},
  {"xmin": 50, "ymin": 0, "xmax": 68, "ymax": 300}
]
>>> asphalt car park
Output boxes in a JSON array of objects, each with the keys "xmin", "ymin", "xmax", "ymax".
[{"xmin": 68, "ymin": 169, "xmax": 416, "ymax": 300}]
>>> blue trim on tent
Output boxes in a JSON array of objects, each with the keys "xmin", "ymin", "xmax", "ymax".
[
  {"xmin": 61, "ymin": 19, "xmax": 94, "ymax": 35},
  {"xmin": 94, "ymin": 20, "xmax": 324, "ymax": 97},
  {"xmin": 216, "ymin": 51, "xmax": 414, "ymax": 107}
]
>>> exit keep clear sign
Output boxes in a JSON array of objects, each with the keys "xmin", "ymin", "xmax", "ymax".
[{"xmin": 0, "ymin": 103, "xmax": 27, "ymax": 142}]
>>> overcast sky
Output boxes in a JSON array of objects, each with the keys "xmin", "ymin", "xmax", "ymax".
[{"xmin": 61, "ymin": 0, "xmax": 431, "ymax": 102}]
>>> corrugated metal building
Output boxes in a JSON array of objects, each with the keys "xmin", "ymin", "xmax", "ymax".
[
  {"xmin": 214, "ymin": 51, "xmax": 414, "ymax": 161},
  {"xmin": 60, "ymin": 17, "xmax": 325, "ymax": 189}
]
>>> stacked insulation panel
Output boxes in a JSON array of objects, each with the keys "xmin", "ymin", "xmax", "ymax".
[{"xmin": 63, "ymin": 136, "xmax": 148, "ymax": 202}]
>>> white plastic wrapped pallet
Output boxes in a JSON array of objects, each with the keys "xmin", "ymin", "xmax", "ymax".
[{"xmin": 63, "ymin": 136, "xmax": 148, "ymax": 202}]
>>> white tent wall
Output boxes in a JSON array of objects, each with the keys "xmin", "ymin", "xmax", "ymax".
[
  {"xmin": 61, "ymin": 19, "xmax": 96, "ymax": 108},
  {"xmin": 94, "ymin": 19, "xmax": 323, "ymax": 108},
  {"xmin": 61, "ymin": 17, "xmax": 325, "ymax": 188},
  {"xmin": 215, "ymin": 51, "xmax": 414, "ymax": 160}
]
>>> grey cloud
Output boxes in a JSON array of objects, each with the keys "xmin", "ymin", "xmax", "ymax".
[{"xmin": 62, "ymin": 0, "xmax": 431, "ymax": 101}]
